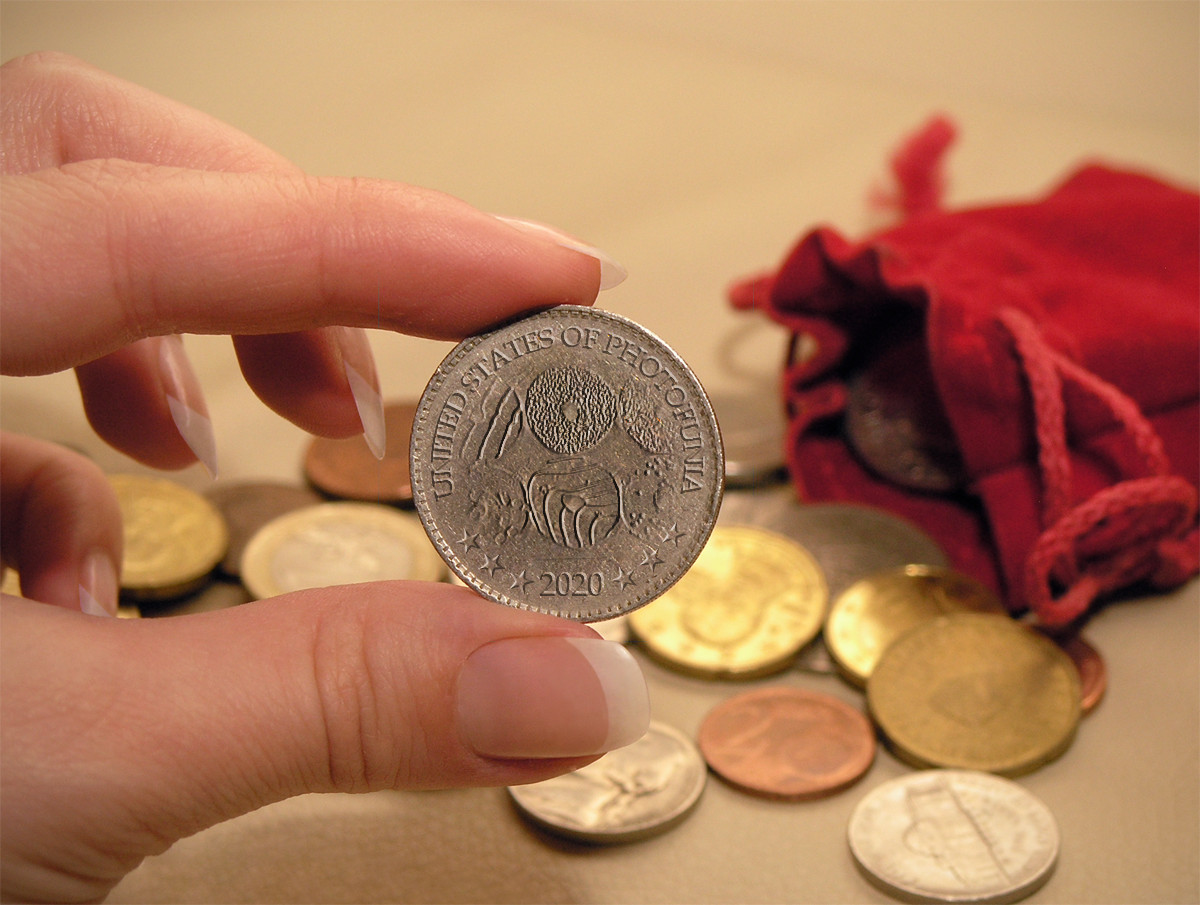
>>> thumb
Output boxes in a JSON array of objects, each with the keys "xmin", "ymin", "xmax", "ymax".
[{"xmin": 0, "ymin": 586, "xmax": 649, "ymax": 903}]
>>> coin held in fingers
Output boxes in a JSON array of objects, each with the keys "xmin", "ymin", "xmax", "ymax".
[{"xmin": 410, "ymin": 306, "xmax": 724, "ymax": 621}]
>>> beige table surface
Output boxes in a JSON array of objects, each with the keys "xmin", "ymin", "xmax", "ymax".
[{"xmin": 2, "ymin": 3, "xmax": 1197, "ymax": 903}]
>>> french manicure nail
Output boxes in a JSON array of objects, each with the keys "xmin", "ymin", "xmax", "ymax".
[
  {"xmin": 159, "ymin": 335, "xmax": 219, "ymax": 478},
  {"xmin": 494, "ymin": 215, "xmax": 628, "ymax": 291},
  {"xmin": 335, "ymin": 327, "xmax": 386, "ymax": 459},
  {"xmin": 457, "ymin": 636, "xmax": 650, "ymax": 758},
  {"xmin": 79, "ymin": 549, "xmax": 118, "ymax": 617}
]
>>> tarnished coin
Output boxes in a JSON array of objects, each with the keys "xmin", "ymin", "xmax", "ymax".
[
  {"xmin": 843, "ymin": 328, "xmax": 966, "ymax": 494},
  {"xmin": 698, "ymin": 686, "xmax": 874, "ymax": 800},
  {"xmin": 628, "ymin": 526, "xmax": 827, "ymax": 678},
  {"xmin": 241, "ymin": 502, "xmax": 444, "ymax": 599},
  {"xmin": 848, "ymin": 769, "xmax": 1059, "ymax": 903},
  {"xmin": 204, "ymin": 481, "xmax": 323, "ymax": 577},
  {"xmin": 826, "ymin": 564, "xmax": 1003, "ymax": 687},
  {"xmin": 719, "ymin": 486, "xmax": 948, "ymax": 600},
  {"xmin": 304, "ymin": 400, "xmax": 419, "ymax": 503},
  {"xmin": 708, "ymin": 386, "xmax": 788, "ymax": 487},
  {"xmin": 410, "ymin": 306, "xmax": 723, "ymax": 621},
  {"xmin": 868, "ymin": 613, "xmax": 1081, "ymax": 776},
  {"xmin": 507, "ymin": 721, "xmax": 706, "ymax": 843},
  {"xmin": 108, "ymin": 474, "xmax": 228, "ymax": 600}
]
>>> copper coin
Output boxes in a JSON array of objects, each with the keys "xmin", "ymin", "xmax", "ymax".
[
  {"xmin": 204, "ymin": 481, "xmax": 324, "ymax": 577},
  {"xmin": 303, "ymin": 400, "xmax": 418, "ymax": 503},
  {"xmin": 1043, "ymin": 630, "xmax": 1107, "ymax": 715},
  {"xmin": 698, "ymin": 686, "xmax": 875, "ymax": 800}
]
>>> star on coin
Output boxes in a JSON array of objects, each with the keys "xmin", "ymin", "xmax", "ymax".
[
  {"xmin": 509, "ymin": 570, "xmax": 535, "ymax": 592},
  {"xmin": 478, "ymin": 552, "xmax": 503, "ymax": 577},
  {"xmin": 612, "ymin": 567, "xmax": 637, "ymax": 589},
  {"xmin": 639, "ymin": 548, "xmax": 666, "ymax": 571},
  {"xmin": 458, "ymin": 529, "xmax": 482, "ymax": 552},
  {"xmin": 660, "ymin": 523, "xmax": 688, "ymax": 546}
]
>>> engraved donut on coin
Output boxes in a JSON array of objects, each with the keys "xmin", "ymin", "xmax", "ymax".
[
  {"xmin": 410, "ymin": 307, "xmax": 723, "ymax": 621},
  {"xmin": 507, "ymin": 721, "xmax": 706, "ymax": 843},
  {"xmin": 848, "ymin": 769, "xmax": 1059, "ymax": 903}
]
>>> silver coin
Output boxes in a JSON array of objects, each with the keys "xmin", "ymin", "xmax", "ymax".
[
  {"xmin": 410, "ymin": 307, "xmax": 723, "ymax": 621},
  {"xmin": 718, "ymin": 485, "xmax": 947, "ymax": 600},
  {"xmin": 507, "ymin": 720, "xmax": 706, "ymax": 843},
  {"xmin": 707, "ymin": 386, "xmax": 788, "ymax": 487},
  {"xmin": 848, "ymin": 770, "xmax": 1059, "ymax": 904}
]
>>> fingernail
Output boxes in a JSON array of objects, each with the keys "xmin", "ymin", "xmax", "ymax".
[
  {"xmin": 159, "ymin": 335, "xmax": 219, "ymax": 478},
  {"xmin": 458, "ymin": 636, "xmax": 649, "ymax": 758},
  {"xmin": 79, "ymin": 549, "xmax": 118, "ymax": 617},
  {"xmin": 334, "ymin": 327, "xmax": 386, "ymax": 459},
  {"xmin": 494, "ymin": 215, "xmax": 628, "ymax": 291}
]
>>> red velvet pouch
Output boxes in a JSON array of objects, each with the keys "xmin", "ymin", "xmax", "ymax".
[{"xmin": 730, "ymin": 119, "xmax": 1199, "ymax": 627}]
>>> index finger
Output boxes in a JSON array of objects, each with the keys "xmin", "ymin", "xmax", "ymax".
[{"xmin": 1, "ymin": 160, "xmax": 607, "ymax": 375}]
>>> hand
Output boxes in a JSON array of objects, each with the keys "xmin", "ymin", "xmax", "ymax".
[{"xmin": 0, "ymin": 52, "xmax": 647, "ymax": 903}]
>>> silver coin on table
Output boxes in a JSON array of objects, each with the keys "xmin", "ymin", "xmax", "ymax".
[
  {"xmin": 240, "ymin": 502, "xmax": 445, "ymax": 598},
  {"xmin": 847, "ymin": 770, "xmax": 1059, "ymax": 904},
  {"xmin": 507, "ymin": 721, "xmax": 706, "ymax": 843},
  {"xmin": 718, "ymin": 485, "xmax": 948, "ymax": 600},
  {"xmin": 707, "ymin": 386, "xmax": 788, "ymax": 487},
  {"xmin": 410, "ymin": 306, "xmax": 724, "ymax": 622}
]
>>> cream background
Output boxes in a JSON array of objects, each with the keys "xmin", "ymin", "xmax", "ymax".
[{"xmin": 1, "ymin": 2, "xmax": 1197, "ymax": 902}]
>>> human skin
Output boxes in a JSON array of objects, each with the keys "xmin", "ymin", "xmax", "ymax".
[{"xmin": 1, "ymin": 52, "xmax": 646, "ymax": 903}]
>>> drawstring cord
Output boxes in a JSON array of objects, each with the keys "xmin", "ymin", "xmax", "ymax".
[{"xmin": 998, "ymin": 307, "xmax": 1198, "ymax": 626}]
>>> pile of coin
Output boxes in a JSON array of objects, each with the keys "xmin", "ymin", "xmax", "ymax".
[{"xmin": 13, "ymin": 307, "xmax": 1108, "ymax": 904}]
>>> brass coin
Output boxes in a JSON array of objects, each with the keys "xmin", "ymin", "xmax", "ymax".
[
  {"xmin": 825, "ymin": 564, "xmax": 1004, "ymax": 687},
  {"xmin": 108, "ymin": 474, "xmax": 228, "ymax": 601},
  {"xmin": 628, "ymin": 526, "xmax": 827, "ymax": 678},
  {"xmin": 867, "ymin": 612, "xmax": 1082, "ymax": 776},
  {"xmin": 698, "ymin": 686, "xmax": 875, "ymax": 800},
  {"xmin": 304, "ymin": 400, "xmax": 418, "ymax": 503},
  {"xmin": 241, "ymin": 502, "xmax": 445, "ymax": 598}
]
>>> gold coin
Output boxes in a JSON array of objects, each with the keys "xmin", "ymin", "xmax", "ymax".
[
  {"xmin": 241, "ymin": 502, "xmax": 445, "ymax": 599},
  {"xmin": 109, "ymin": 474, "xmax": 228, "ymax": 601},
  {"xmin": 1, "ymin": 569, "xmax": 21, "ymax": 597},
  {"xmin": 825, "ymin": 564, "xmax": 1003, "ymax": 687},
  {"xmin": 867, "ymin": 612, "xmax": 1082, "ymax": 776},
  {"xmin": 628, "ymin": 525, "xmax": 827, "ymax": 678}
]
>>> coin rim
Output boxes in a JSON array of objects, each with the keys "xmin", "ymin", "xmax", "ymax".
[
  {"xmin": 240, "ymin": 501, "xmax": 445, "ymax": 599},
  {"xmin": 409, "ymin": 306, "xmax": 724, "ymax": 622},
  {"xmin": 506, "ymin": 720, "xmax": 707, "ymax": 843}
]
